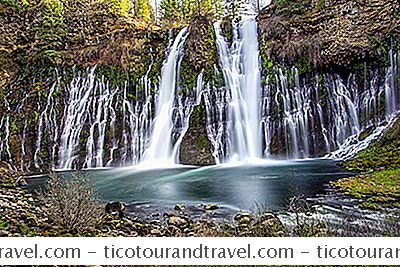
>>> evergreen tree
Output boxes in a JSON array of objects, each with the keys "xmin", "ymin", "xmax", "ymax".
[
  {"xmin": 160, "ymin": 0, "xmax": 224, "ymax": 22},
  {"xmin": 106, "ymin": 0, "xmax": 131, "ymax": 16},
  {"xmin": 181, "ymin": 0, "xmax": 196, "ymax": 18},
  {"xmin": 135, "ymin": 0, "xmax": 152, "ymax": 20},
  {"xmin": 225, "ymin": 0, "xmax": 243, "ymax": 21},
  {"xmin": 160, "ymin": 0, "xmax": 181, "ymax": 19}
]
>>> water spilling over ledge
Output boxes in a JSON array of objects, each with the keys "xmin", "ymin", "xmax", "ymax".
[{"xmin": 0, "ymin": 20, "xmax": 399, "ymax": 172}]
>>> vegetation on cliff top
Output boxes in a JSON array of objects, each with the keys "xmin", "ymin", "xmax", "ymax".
[{"xmin": 258, "ymin": 0, "xmax": 400, "ymax": 74}]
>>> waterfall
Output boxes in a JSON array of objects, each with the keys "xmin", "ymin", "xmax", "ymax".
[
  {"xmin": 142, "ymin": 27, "xmax": 189, "ymax": 165},
  {"xmin": 261, "ymin": 55, "xmax": 400, "ymax": 160},
  {"xmin": 214, "ymin": 19, "xmax": 263, "ymax": 162},
  {"xmin": 204, "ymin": 80, "xmax": 230, "ymax": 164},
  {"xmin": 171, "ymin": 73, "xmax": 205, "ymax": 160},
  {"xmin": 35, "ymin": 81, "xmax": 59, "ymax": 169},
  {"xmin": 1, "ymin": 25, "xmax": 399, "ymax": 170},
  {"xmin": 0, "ymin": 93, "xmax": 13, "ymax": 169},
  {"xmin": 58, "ymin": 67, "xmax": 97, "ymax": 169},
  {"xmin": 327, "ymin": 49, "xmax": 400, "ymax": 159}
]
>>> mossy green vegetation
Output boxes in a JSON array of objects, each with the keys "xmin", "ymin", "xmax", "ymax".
[
  {"xmin": 342, "ymin": 118, "xmax": 400, "ymax": 172},
  {"xmin": 331, "ymin": 169, "xmax": 400, "ymax": 209},
  {"xmin": 39, "ymin": 0, "xmax": 66, "ymax": 64},
  {"xmin": 275, "ymin": 0, "xmax": 309, "ymax": 15},
  {"xmin": 159, "ymin": 0, "xmax": 223, "ymax": 27},
  {"xmin": 333, "ymin": 117, "xmax": 400, "ymax": 209},
  {"xmin": 179, "ymin": 15, "xmax": 221, "ymax": 90},
  {"xmin": 342, "ymin": 141, "xmax": 400, "ymax": 173},
  {"xmin": 179, "ymin": 96, "xmax": 216, "ymax": 166}
]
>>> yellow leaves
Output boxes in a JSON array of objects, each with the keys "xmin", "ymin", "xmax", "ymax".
[
  {"xmin": 135, "ymin": 0, "xmax": 152, "ymax": 21},
  {"xmin": 42, "ymin": 0, "xmax": 64, "ymax": 14},
  {"xmin": 103, "ymin": 0, "xmax": 131, "ymax": 16}
]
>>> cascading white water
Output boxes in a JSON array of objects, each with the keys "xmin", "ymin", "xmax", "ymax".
[
  {"xmin": 214, "ymin": 19, "xmax": 263, "ymax": 162},
  {"xmin": 263, "ymin": 69, "xmax": 366, "ymax": 159},
  {"xmin": 84, "ymin": 77, "xmax": 116, "ymax": 168},
  {"xmin": 261, "ymin": 52, "xmax": 400, "ymax": 160},
  {"xmin": 0, "ymin": 93, "xmax": 13, "ymax": 169},
  {"xmin": 203, "ymin": 81, "xmax": 230, "ymax": 163},
  {"xmin": 1, "ymin": 26, "xmax": 399, "ymax": 170},
  {"xmin": 58, "ymin": 67, "xmax": 97, "ymax": 169},
  {"xmin": 171, "ymin": 73, "xmax": 205, "ymax": 160},
  {"xmin": 35, "ymin": 81, "xmax": 59, "ymax": 169},
  {"xmin": 48, "ymin": 64, "xmax": 155, "ymax": 170},
  {"xmin": 142, "ymin": 27, "xmax": 189, "ymax": 165},
  {"xmin": 327, "ymin": 49, "xmax": 400, "ymax": 159}
]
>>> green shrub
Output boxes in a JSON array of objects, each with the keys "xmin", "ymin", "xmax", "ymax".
[{"xmin": 275, "ymin": 0, "xmax": 309, "ymax": 15}]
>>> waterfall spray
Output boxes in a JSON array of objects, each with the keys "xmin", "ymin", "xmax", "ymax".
[
  {"xmin": 214, "ymin": 19, "xmax": 263, "ymax": 162},
  {"xmin": 143, "ymin": 27, "xmax": 189, "ymax": 165}
]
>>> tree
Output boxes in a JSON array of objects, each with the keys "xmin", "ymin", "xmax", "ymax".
[
  {"xmin": 225, "ymin": 0, "xmax": 243, "ymax": 20},
  {"xmin": 105, "ymin": 0, "xmax": 131, "ymax": 16},
  {"xmin": 160, "ymin": 0, "xmax": 181, "ymax": 19},
  {"xmin": 181, "ymin": 0, "xmax": 196, "ymax": 18},
  {"xmin": 160, "ymin": 0, "xmax": 223, "ymax": 23},
  {"xmin": 135, "ymin": 0, "xmax": 152, "ymax": 20}
]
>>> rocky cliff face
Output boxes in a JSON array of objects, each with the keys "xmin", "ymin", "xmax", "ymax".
[
  {"xmin": 179, "ymin": 97, "xmax": 216, "ymax": 166},
  {"xmin": 1, "ymin": 0, "xmax": 399, "ymax": 171},
  {"xmin": 258, "ymin": 0, "xmax": 400, "ymax": 69}
]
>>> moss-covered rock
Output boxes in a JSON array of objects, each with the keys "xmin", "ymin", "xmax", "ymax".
[
  {"xmin": 342, "ymin": 116, "xmax": 400, "ymax": 172},
  {"xmin": 333, "ymin": 116, "xmax": 400, "ymax": 209},
  {"xmin": 179, "ymin": 96, "xmax": 215, "ymax": 166},
  {"xmin": 331, "ymin": 168, "xmax": 400, "ymax": 209}
]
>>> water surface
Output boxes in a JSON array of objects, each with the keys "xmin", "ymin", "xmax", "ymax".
[{"xmin": 28, "ymin": 159, "xmax": 352, "ymax": 212}]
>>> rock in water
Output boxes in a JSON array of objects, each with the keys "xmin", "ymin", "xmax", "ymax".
[
  {"xmin": 174, "ymin": 204, "xmax": 185, "ymax": 211},
  {"xmin": 204, "ymin": 203, "xmax": 219, "ymax": 211}
]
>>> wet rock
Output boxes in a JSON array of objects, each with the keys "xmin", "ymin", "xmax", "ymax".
[
  {"xmin": 256, "ymin": 212, "xmax": 286, "ymax": 237},
  {"xmin": 105, "ymin": 202, "xmax": 126, "ymax": 218},
  {"xmin": 150, "ymin": 228, "xmax": 163, "ymax": 236},
  {"xmin": 179, "ymin": 97, "xmax": 216, "ymax": 166},
  {"xmin": 204, "ymin": 204, "xmax": 219, "ymax": 211},
  {"xmin": 234, "ymin": 212, "xmax": 253, "ymax": 221},
  {"xmin": 15, "ymin": 176, "xmax": 28, "ymax": 186},
  {"xmin": 0, "ymin": 230, "xmax": 9, "ymax": 237},
  {"xmin": 174, "ymin": 204, "xmax": 186, "ymax": 211},
  {"xmin": 167, "ymin": 215, "xmax": 190, "ymax": 229}
]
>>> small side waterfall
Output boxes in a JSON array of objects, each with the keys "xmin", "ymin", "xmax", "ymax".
[
  {"xmin": 261, "ymin": 51, "xmax": 400, "ymax": 160},
  {"xmin": 142, "ymin": 27, "xmax": 189, "ymax": 165},
  {"xmin": 58, "ymin": 67, "xmax": 97, "ymax": 169},
  {"xmin": 214, "ymin": 19, "xmax": 263, "ymax": 162},
  {"xmin": 0, "ymin": 93, "xmax": 13, "ymax": 169},
  {"xmin": 204, "ymin": 82, "xmax": 230, "ymax": 164},
  {"xmin": 26, "ymin": 65, "xmax": 158, "ymax": 170}
]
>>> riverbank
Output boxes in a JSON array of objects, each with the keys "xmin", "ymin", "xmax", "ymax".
[{"xmin": 0, "ymin": 168, "xmax": 287, "ymax": 237}]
